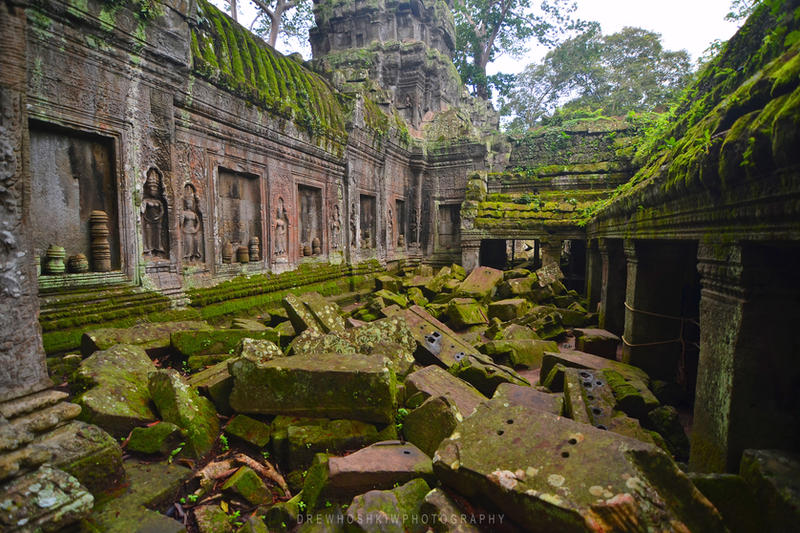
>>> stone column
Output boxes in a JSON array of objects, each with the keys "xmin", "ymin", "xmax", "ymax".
[
  {"xmin": 621, "ymin": 240, "xmax": 700, "ymax": 381},
  {"xmin": 461, "ymin": 240, "xmax": 480, "ymax": 273},
  {"xmin": 0, "ymin": 0, "xmax": 51, "ymax": 403},
  {"xmin": 585, "ymin": 239, "xmax": 602, "ymax": 313},
  {"xmin": 691, "ymin": 242, "xmax": 800, "ymax": 472},
  {"xmin": 539, "ymin": 238, "xmax": 561, "ymax": 268},
  {"xmin": 598, "ymin": 238, "xmax": 626, "ymax": 335},
  {"xmin": 621, "ymin": 240, "xmax": 684, "ymax": 380}
]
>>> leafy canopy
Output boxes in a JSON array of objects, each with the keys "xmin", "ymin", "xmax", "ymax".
[
  {"xmin": 504, "ymin": 26, "xmax": 693, "ymax": 131},
  {"xmin": 453, "ymin": 0, "xmax": 587, "ymax": 100}
]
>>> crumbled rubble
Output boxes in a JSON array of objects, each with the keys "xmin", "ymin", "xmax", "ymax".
[{"xmin": 42, "ymin": 266, "xmax": 789, "ymax": 532}]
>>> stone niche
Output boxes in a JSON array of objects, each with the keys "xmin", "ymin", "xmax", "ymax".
[
  {"xmin": 359, "ymin": 194, "xmax": 376, "ymax": 249},
  {"xmin": 395, "ymin": 199, "xmax": 406, "ymax": 247},
  {"xmin": 297, "ymin": 185, "xmax": 323, "ymax": 256},
  {"xmin": 218, "ymin": 169, "xmax": 262, "ymax": 261},
  {"xmin": 437, "ymin": 204, "xmax": 460, "ymax": 250},
  {"xmin": 29, "ymin": 126, "xmax": 120, "ymax": 270}
]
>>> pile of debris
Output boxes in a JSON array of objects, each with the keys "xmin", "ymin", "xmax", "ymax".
[{"xmin": 39, "ymin": 263, "xmax": 796, "ymax": 532}]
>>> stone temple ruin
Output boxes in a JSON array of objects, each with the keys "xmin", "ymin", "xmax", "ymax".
[{"xmin": 0, "ymin": 0, "xmax": 799, "ymax": 530}]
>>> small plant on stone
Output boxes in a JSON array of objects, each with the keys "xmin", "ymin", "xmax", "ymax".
[
  {"xmin": 220, "ymin": 435, "xmax": 230, "ymax": 452},
  {"xmin": 168, "ymin": 442, "xmax": 185, "ymax": 464},
  {"xmin": 228, "ymin": 509, "xmax": 243, "ymax": 527},
  {"xmin": 261, "ymin": 450, "xmax": 270, "ymax": 460}
]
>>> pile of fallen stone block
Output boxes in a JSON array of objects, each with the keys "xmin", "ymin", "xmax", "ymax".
[{"xmin": 33, "ymin": 263, "xmax": 798, "ymax": 533}]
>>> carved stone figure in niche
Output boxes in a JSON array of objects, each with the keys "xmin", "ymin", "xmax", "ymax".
[
  {"xmin": 141, "ymin": 168, "xmax": 168, "ymax": 259},
  {"xmin": 181, "ymin": 184, "xmax": 204, "ymax": 262},
  {"xmin": 387, "ymin": 207, "xmax": 394, "ymax": 248},
  {"xmin": 330, "ymin": 205, "xmax": 342, "ymax": 250},
  {"xmin": 274, "ymin": 197, "xmax": 289, "ymax": 258}
]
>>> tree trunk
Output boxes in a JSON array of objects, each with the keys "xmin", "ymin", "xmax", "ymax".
[
  {"xmin": 267, "ymin": 10, "xmax": 280, "ymax": 47},
  {"xmin": 230, "ymin": 0, "xmax": 238, "ymax": 21}
]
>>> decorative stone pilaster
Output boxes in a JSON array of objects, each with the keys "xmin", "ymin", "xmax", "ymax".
[
  {"xmin": 597, "ymin": 238, "xmax": 626, "ymax": 335},
  {"xmin": 461, "ymin": 240, "xmax": 480, "ymax": 273},
  {"xmin": 691, "ymin": 241, "xmax": 745, "ymax": 473},
  {"xmin": 539, "ymin": 238, "xmax": 562, "ymax": 268},
  {"xmin": 585, "ymin": 239, "xmax": 602, "ymax": 313}
]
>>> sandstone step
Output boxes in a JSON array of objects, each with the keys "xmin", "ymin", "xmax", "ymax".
[
  {"xmin": 0, "ymin": 401, "xmax": 81, "ymax": 453},
  {"xmin": 0, "ymin": 390, "xmax": 68, "ymax": 420}
]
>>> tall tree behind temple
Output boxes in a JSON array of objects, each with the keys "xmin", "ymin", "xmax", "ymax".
[
  {"xmin": 505, "ymin": 26, "xmax": 693, "ymax": 131},
  {"xmin": 453, "ymin": 0, "xmax": 588, "ymax": 100}
]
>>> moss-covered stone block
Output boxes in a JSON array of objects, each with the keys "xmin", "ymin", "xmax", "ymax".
[
  {"xmin": 480, "ymin": 339, "xmax": 557, "ymax": 369},
  {"xmin": 688, "ymin": 473, "xmax": 759, "ymax": 533},
  {"xmin": 228, "ymin": 353, "xmax": 397, "ymax": 424},
  {"xmin": 374, "ymin": 289, "xmax": 409, "ymax": 308},
  {"xmin": 456, "ymin": 266, "xmax": 503, "ymax": 301},
  {"xmin": 434, "ymin": 400, "xmax": 725, "ymax": 532},
  {"xmin": 194, "ymin": 504, "xmax": 234, "ymax": 533},
  {"xmin": 300, "ymin": 292, "xmax": 346, "ymax": 334},
  {"xmin": 403, "ymin": 395, "xmax": 460, "ymax": 457},
  {"xmin": 222, "ymin": 465, "xmax": 270, "ymax": 506},
  {"xmin": 236, "ymin": 337, "xmax": 285, "ymax": 363},
  {"xmin": 148, "ymin": 369, "xmax": 220, "ymax": 458},
  {"xmin": 645, "ymin": 406, "xmax": 690, "ymax": 461},
  {"xmin": 73, "ymin": 344, "xmax": 157, "ymax": 437},
  {"xmin": 491, "ymin": 383, "xmax": 562, "ymax": 415},
  {"xmin": 739, "ymin": 449, "xmax": 800, "ymax": 533},
  {"xmin": 445, "ymin": 298, "xmax": 488, "ymax": 329},
  {"xmin": 39, "ymin": 420, "xmax": 125, "ymax": 495},
  {"xmin": 188, "ymin": 361, "xmax": 233, "ymax": 414},
  {"xmin": 541, "ymin": 349, "xmax": 650, "ymax": 385},
  {"xmin": 574, "ymin": 328, "xmax": 620, "ymax": 359},
  {"xmin": 224, "ymin": 414, "xmax": 271, "ymax": 447},
  {"xmin": 404, "ymin": 366, "xmax": 487, "ymax": 418},
  {"xmin": 80, "ymin": 320, "xmax": 211, "ymax": 356},
  {"xmin": 171, "ymin": 329, "xmax": 279, "ymax": 358},
  {"xmin": 376, "ymin": 275, "xmax": 402, "ymax": 293},
  {"xmin": 601, "ymin": 369, "xmax": 658, "ymax": 419},
  {"xmin": 345, "ymin": 478, "xmax": 431, "ymax": 532},
  {"xmin": 287, "ymin": 419, "xmax": 379, "ymax": 469},
  {"xmin": 406, "ymin": 287, "xmax": 429, "ymax": 307},
  {"xmin": 127, "ymin": 421, "xmax": 185, "ymax": 455},
  {"xmin": 88, "ymin": 459, "xmax": 191, "ymax": 532},
  {"xmin": 230, "ymin": 318, "xmax": 267, "ymax": 331},
  {"xmin": 487, "ymin": 298, "xmax": 530, "ymax": 322},
  {"xmin": 325, "ymin": 441, "xmax": 433, "ymax": 498}
]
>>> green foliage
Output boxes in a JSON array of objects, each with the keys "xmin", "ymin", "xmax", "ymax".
[
  {"xmin": 453, "ymin": 0, "xmax": 588, "ymax": 99},
  {"xmin": 505, "ymin": 26, "xmax": 693, "ymax": 130}
]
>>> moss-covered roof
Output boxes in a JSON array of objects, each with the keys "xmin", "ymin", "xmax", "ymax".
[
  {"xmin": 586, "ymin": 1, "xmax": 800, "ymax": 226},
  {"xmin": 191, "ymin": 0, "xmax": 345, "ymax": 138}
]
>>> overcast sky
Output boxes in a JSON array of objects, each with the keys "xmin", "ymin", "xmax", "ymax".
[{"xmin": 214, "ymin": 0, "xmax": 743, "ymax": 72}]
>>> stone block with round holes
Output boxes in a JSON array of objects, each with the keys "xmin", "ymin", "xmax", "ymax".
[
  {"xmin": 433, "ymin": 400, "xmax": 726, "ymax": 533},
  {"xmin": 387, "ymin": 305, "xmax": 529, "ymax": 396},
  {"xmin": 563, "ymin": 368, "xmax": 659, "ymax": 447},
  {"xmin": 326, "ymin": 441, "xmax": 434, "ymax": 495}
]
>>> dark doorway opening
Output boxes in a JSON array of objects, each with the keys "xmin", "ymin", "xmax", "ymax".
[{"xmin": 480, "ymin": 239, "xmax": 507, "ymax": 269}]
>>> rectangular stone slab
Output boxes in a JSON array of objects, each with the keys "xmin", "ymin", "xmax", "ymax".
[
  {"xmin": 81, "ymin": 320, "xmax": 210, "ymax": 356},
  {"xmin": 433, "ymin": 400, "xmax": 725, "ymax": 533},
  {"xmin": 390, "ymin": 305, "xmax": 528, "ymax": 396},
  {"xmin": 541, "ymin": 350, "xmax": 650, "ymax": 385},
  {"xmin": 327, "ymin": 441, "xmax": 433, "ymax": 493},
  {"xmin": 457, "ymin": 266, "xmax": 504, "ymax": 301},
  {"xmin": 405, "ymin": 365, "xmax": 488, "ymax": 417},
  {"xmin": 228, "ymin": 353, "xmax": 396, "ymax": 424}
]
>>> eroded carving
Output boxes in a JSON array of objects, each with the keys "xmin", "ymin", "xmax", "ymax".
[
  {"xmin": 141, "ymin": 168, "xmax": 168, "ymax": 259},
  {"xmin": 181, "ymin": 184, "xmax": 204, "ymax": 262},
  {"xmin": 274, "ymin": 197, "xmax": 289, "ymax": 258}
]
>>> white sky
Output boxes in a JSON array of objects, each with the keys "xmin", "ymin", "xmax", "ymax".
[
  {"xmin": 212, "ymin": 0, "xmax": 743, "ymax": 73},
  {"xmin": 489, "ymin": 0, "xmax": 742, "ymax": 75}
]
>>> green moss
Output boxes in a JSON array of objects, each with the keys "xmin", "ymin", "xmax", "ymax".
[{"xmin": 192, "ymin": 0, "xmax": 344, "ymax": 139}]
